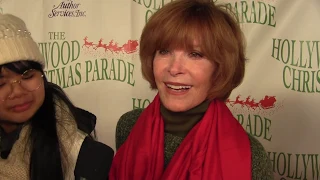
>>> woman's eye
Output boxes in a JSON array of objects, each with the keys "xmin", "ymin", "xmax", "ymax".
[
  {"xmin": 0, "ymin": 80, "xmax": 6, "ymax": 87},
  {"xmin": 22, "ymin": 74, "xmax": 34, "ymax": 79},
  {"xmin": 158, "ymin": 50, "xmax": 170, "ymax": 55},
  {"xmin": 189, "ymin": 52, "xmax": 203, "ymax": 58},
  {"xmin": 22, "ymin": 70, "xmax": 36, "ymax": 79}
]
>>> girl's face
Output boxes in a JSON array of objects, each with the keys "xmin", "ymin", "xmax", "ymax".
[{"xmin": 0, "ymin": 68, "xmax": 45, "ymax": 128}]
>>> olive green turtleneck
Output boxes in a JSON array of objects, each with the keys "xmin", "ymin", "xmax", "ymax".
[{"xmin": 160, "ymin": 100, "xmax": 210, "ymax": 138}]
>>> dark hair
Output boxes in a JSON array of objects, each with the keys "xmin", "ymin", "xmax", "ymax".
[
  {"xmin": 140, "ymin": 0, "xmax": 246, "ymax": 101},
  {"xmin": 0, "ymin": 61, "xmax": 94, "ymax": 180}
]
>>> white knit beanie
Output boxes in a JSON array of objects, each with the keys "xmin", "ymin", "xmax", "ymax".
[{"xmin": 0, "ymin": 14, "xmax": 45, "ymax": 68}]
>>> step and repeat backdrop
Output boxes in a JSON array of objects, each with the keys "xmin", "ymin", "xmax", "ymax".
[{"xmin": 1, "ymin": 0, "xmax": 319, "ymax": 179}]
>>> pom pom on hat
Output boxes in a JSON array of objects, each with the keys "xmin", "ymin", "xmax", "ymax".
[{"xmin": 0, "ymin": 14, "xmax": 45, "ymax": 68}]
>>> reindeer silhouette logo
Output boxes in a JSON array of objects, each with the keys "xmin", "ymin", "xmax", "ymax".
[
  {"xmin": 226, "ymin": 95, "xmax": 277, "ymax": 110},
  {"xmin": 82, "ymin": 36, "xmax": 95, "ymax": 48},
  {"xmin": 82, "ymin": 36, "xmax": 138, "ymax": 54}
]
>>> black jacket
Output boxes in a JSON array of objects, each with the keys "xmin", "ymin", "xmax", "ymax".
[{"xmin": 74, "ymin": 108, "xmax": 114, "ymax": 180}]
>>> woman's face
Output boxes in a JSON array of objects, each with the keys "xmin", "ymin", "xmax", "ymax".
[
  {"xmin": 153, "ymin": 44, "xmax": 215, "ymax": 112},
  {"xmin": 0, "ymin": 68, "xmax": 45, "ymax": 125}
]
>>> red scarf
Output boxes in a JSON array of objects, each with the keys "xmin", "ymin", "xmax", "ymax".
[{"xmin": 110, "ymin": 94, "xmax": 251, "ymax": 180}]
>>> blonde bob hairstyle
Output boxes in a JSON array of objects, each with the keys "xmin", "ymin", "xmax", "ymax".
[{"xmin": 139, "ymin": 0, "xmax": 247, "ymax": 101}]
